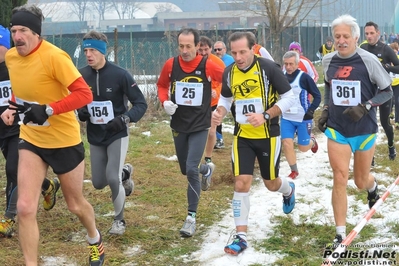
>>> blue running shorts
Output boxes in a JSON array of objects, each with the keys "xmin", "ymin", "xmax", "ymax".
[{"xmin": 324, "ymin": 127, "xmax": 376, "ymax": 153}]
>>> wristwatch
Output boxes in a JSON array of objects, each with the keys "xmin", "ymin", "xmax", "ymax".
[
  {"xmin": 121, "ymin": 114, "xmax": 130, "ymax": 124},
  {"xmin": 262, "ymin": 111, "xmax": 270, "ymax": 121},
  {"xmin": 363, "ymin": 102, "xmax": 372, "ymax": 111},
  {"xmin": 45, "ymin": 105, "xmax": 54, "ymax": 116}
]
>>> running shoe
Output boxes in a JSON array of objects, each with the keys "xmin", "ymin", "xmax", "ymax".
[
  {"xmin": 108, "ymin": 219, "xmax": 126, "ymax": 235},
  {"xmin": 42, "ymin": 177, "xmax": 60, "ymax": 211},
  {"xmin": 122, "ymin": 163, "xmax": 134, "ymax": 196},
  {"xmin": 389, "ymin": 146, "xmax": 396, "ymax": 160},
  {"xmin": 88, "ymin": 231, "xmax": 105, "ymax": 266},
  {"xmin": 179, "ymin": 218, "xmax": 196, "ymax": 237},
  {"xmin": 325, "ymin": 234, "xmax": 344, "ymax": 249},
  {"xmin": 224, "ymin": 234, "xmax": 248, "ymax": 255},
  {"xmin": 201, "ymin": 162, "xmax": 215, "ymax": 191},
  {"xmin": 0, "ymin": 217, "xmax": 15, "ymax": 237},
  {"xmin": 283, "ymin": 182, "xmax": 295, "ymax": 214},
  {"xmin": 367, "ymin": 183, "xmax": 380, "ymax": 209},
  {"xmin": 214, "ymin": 139, "xmax": 225, "ymax": 149},
  {"xmin": 310, "ymin": 134, "xmax": 318, "ymax": 153}
]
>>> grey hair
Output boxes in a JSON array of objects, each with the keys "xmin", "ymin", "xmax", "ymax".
[
  {"xmin": 214, "ymin": 41, "xmax": 226, "ymax": 49},
  {"xmin": 83, "ymin": 30, "xmax": 108, "ymax": 43},
  {"xmin": 283, "ymin": 51, "xmax": 299, "ymax": 64},
  {"xmin": 331, "ymin": 14, "xmax": 360, "ymax": 40}
]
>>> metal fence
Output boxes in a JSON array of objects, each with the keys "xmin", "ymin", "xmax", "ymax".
[{"xmin": 43, "ymin": 26, "xmax": 372, "ymax": 77}]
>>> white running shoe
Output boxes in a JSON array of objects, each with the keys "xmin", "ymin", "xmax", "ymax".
[
  {"xmin": 179, "ymin": 218, "xmax": 196, "ymax": 237},
  {"xmin": 108, "ymin": 219, "xmax": 126, "ymax": 235},
  {"xmin": 201, "ymin": 162, "xmax": 215, "ymax": 191}
]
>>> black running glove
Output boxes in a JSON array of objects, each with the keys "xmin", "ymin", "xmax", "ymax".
[
  {"xmin": 105, "ymin": 115, "xmax": 127, "ymax": 133},
  {"xmin": 77, "ymin": 107, "xmax": 91, "ymax": 122},
  {"xmin": 303, "ymin": 109, "xmax": 314, "ymax": 121},
  {"xmin": 383, "ymin": 63, "xmax": 392, "ymax": 72},
  {"xmin": 343, "ymin": 103, "xmax": 368, "ymax": 122},
  {"xmin": 8, "ymin": 100, "xmax": 48, "ymax": 125},
  {"xmin": 317, "ymin": 108, "xmax": 328, "ymax": 132}
]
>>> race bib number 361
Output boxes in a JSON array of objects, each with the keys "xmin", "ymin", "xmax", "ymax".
[{"xmin": 331, "ymin": 79, "xmax": 361, "ymax": 106}]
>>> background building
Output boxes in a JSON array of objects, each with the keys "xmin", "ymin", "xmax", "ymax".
[{"xmin": 26, "ymin": 0, "xmax": 399, "ymax": 73}]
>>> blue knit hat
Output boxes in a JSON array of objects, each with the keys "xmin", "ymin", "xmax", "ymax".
[{"xmin": 0, "ymin": 25, "xmax": 10, "ymax": 49}]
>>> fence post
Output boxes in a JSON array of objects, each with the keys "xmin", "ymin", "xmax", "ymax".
[{"xmin": 114, "ymin": 28, "xmax": 118, "ymax": 65}]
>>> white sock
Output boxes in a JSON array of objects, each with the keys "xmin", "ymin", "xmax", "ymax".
[
  {"xmin": 368, "ymin": 181, "xmax": 377, "ymax": 193},
  {"xmin": 236, "ymin": 231, "xmax": 247, "ymax": 241},
  {"xmin": 278, "ymin": 177, "xmax": 292, "ymax": 197},
  {"xmin": 86, "ymin": 229, "xmax": 100, "ymax": 244},
  {"xmin": 232, "ymin": 191, "xmax": 250, "ymax": 226},
  {"xmin": 336, "ymin": 226, "xmax": 346, "ymax": 239}
]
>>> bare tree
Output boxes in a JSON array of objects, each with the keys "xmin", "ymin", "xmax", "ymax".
[
  {"xmin": 154, "ymin": 3, "xmax": 176, "ymax": 13},
  {"xmin": 92, "ymin": 0, "xmax": 113, "ymax": 21},
  {"xmin": 111, "ymin": 0, "xmax": 142, "ymax": 19},
  {"xmin": 225, "ymin": 0, "xmax": 337, "ymax": 64},
  {"xmin": 69, "ymin": 0, "xmax": 90, "ymax": 22}
]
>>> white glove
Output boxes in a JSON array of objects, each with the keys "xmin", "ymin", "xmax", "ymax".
[{"xmin": 163, "ymin": 100, "xmax": 178, "ymax": 115}]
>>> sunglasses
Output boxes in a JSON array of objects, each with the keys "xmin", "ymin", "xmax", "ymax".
[{"xmin": 214, "ymin": 48, "xmax": 223, "ymax": 52}]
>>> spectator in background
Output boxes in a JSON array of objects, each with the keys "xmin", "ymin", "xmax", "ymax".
[
  {"xmin": 318, "ymin": 36, "xmax": 335, "ymax": 59},
  {"xmin": 389, "ymin": 33, "xmax": 396, "ymax": 44}
]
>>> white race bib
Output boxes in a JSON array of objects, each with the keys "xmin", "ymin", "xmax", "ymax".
[
  {"xmin": 87, "ymin": 101, "xmax": 115, "ymax": 124},
  {"xmin": 0, "ymin": 80, "xmax": 12, "ymax": 106},
  {"xmin": 235, "ymin": 98, "xmax": 263, "ymax": 124},
  {"xmin": 331, "ymin": 79, "xmax": 361, "ymax": 106},
  {"xmin": 175, "ymin": 81, "xmax": 203, "ymax": 106}
]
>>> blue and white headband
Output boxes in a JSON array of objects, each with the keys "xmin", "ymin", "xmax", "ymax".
[{"xmin": 82, "ymin": 39, "xmax": 107, "ymax": 55}]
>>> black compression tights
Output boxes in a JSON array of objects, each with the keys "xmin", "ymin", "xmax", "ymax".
[{"xmin": 379, "ymin": 98, "xmax": 394, "ymax": 147}]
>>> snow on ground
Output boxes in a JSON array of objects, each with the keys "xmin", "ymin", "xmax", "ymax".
[
  {"xmin": 39, "ymin": 124, "xmax": 399, "ymax": 265},
  {"xmin": 190, "ymin": 126, "xmax": 399, "ymax": 266}
]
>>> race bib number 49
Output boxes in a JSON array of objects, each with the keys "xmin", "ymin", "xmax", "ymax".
[{"xmin": 235, "ymin": 98, "xmax": 263, "ymax": 124}]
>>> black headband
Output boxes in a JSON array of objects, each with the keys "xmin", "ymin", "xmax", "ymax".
[{"xmin": 10, "ymin": 11, "xmax": 42, "ymax": 36}]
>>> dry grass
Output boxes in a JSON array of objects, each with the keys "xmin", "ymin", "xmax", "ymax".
[{"xmin": 0, "ymin": 114, "xmax": 237, "ymax": 265}]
